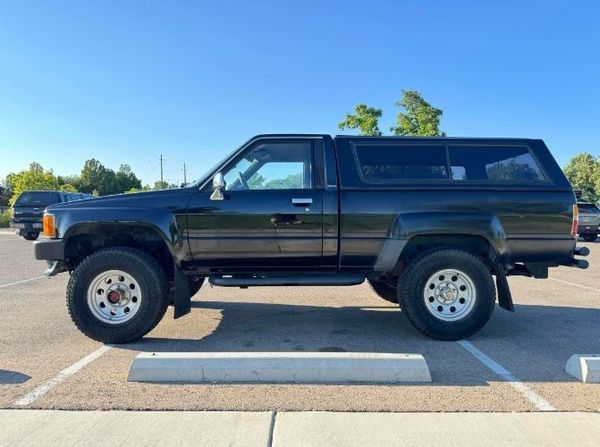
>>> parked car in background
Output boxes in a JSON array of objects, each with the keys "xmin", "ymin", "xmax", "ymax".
[
  {"xmin": 11, "ymin": 190, "xmax": 88, "ymax": 240},
  {"xmin": 577, "ymin": 202, "xmax": 600, "ymax": 242}
]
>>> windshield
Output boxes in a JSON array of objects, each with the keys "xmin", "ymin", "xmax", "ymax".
[
  {"xmin": 192, "ymin": 140, "xmax": 252, "ymax": 187},
  {"xmin": 15, "ymin": 191, "xmax": 61, "ymax": 206}
]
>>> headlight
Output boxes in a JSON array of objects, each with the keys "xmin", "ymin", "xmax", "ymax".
[{"xmin": 43, "ymin": 213, "xmax": 56, "ymax": 238}]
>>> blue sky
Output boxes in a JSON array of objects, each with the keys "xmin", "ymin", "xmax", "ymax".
[{"xmin": 0, "ymin": 0, "xmax": 598, "ymax": 185}]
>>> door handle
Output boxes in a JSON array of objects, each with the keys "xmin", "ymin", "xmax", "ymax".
[{"xmin": 291, "ymin": 198, "xmax": 312, "ymax": 206}]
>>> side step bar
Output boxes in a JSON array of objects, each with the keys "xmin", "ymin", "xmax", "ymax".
[{"xmin": 209, "ymin": 273, "xmax": 365, "ymax": 287}]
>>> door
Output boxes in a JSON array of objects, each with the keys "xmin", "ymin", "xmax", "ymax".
[{"xmin": 187, "ymin": 138, "xmax": 324, "ymax": 269}]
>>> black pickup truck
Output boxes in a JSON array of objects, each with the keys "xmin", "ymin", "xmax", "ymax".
[
  {"xmin": 34, "ymin": 135, "xmax": 589, "ymax": 343},
  {"xmin": 11, "ymin": 190, "xmax": 89, "ymax": 240}
]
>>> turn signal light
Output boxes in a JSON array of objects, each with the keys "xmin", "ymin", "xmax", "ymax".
[
  {"xmin": 571, "ymin": 204, "xmax": 579, "ymax": 237},
  {"xmin": 43, "ymin": 213, "xmax": 56, "ymax": 238}
]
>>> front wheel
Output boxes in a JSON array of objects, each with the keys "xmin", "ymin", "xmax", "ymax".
[
  {"xmin": 23, "ymin": 232, "xmax": 39, "ymax": 241},
  {"xmin": 67, "ymin": 247, "xmax": 169, "ymax": 344},
  {"xmin": 582, "ymin": 234, "xmax": 597, "ymax": 242},
  {"xmin": 398, "ymin": 249, "xmax": 496, "ymax": 341}
]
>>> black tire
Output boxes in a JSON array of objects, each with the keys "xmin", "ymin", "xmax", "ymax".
[
  {"xmin": 368, "ymin": 278, "xmax": 398, "ymax": 304},
  {"xmin": 66, "ymin": 247, "xmax": 169, "ymax": 344},
  {"xmin": 23, "ymin": 232, "xmax": 39, "ymax": 241},
  {"xmin": 398, "ymin": 249, "xmax": 496, "ymax": 341},
  {"xmin": 168, "ymin": 277, "xmax": 205, "ymax": 305},
  {"xmin": 582, "ymin": 234, "xmax": 597, "ymax": 242}
]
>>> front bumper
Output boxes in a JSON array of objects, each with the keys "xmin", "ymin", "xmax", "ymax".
[
  {"xmin": 34, "ymin": 239, "xmax": 67, "ymax": 277},
  {"xmin": 33, "ymin": 238, "xmax": 65, "ymax": 261}
]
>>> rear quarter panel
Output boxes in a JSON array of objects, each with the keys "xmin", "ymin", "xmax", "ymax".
[{"xmin": 334, "ymin": 137, "xmax": 576, "ymax": 270}]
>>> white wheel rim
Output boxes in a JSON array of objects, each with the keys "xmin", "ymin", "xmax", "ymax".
[
  {"xmin": 87, "ymin": 270, "xmax": 142, "ymax": 324},
  {"xmin": 423, "ymin": 268, "xmax": 476, "ymax": 322}
]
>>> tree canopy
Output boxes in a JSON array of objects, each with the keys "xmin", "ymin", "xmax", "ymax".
[
  {"xmin": 4, "ymin": 159, "xmax": 147, "ymax": 204},
  {"xmin": 339, "ymin": 90, "xmax": 444, "ymax": 137},
  {"xmin": 563, "ymin": 153, "xmax": 600, "ymax": 202},
  {"xmin": 338, "ymin": 104, "xmax": 383, "ymax": 136},
  {"xmin": 6, "ymin": 163, "xmax": 59, "ymax": 205},
  {"xmin": 390, "ymin": 90, "xmax": 444, "ymax": 136}
]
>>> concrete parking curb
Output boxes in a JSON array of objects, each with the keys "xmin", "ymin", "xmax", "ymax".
[
  {"xmin": 128, "ymin": 352, "xmax": 432, "ymax": 384},
  {"xmin": 566, "ymin": 354, "xmax": 600, "ymax": 383}
]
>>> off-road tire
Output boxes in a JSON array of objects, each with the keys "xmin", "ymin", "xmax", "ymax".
[
  {"xmin": 398, "ymin": 249, "xmax": 496, "ymax": 341},
  {"xmin": 368, "ymin": 278, "xmax": 398, "ymax": 304},
  {"xmin": 66, "ymin": 247, "xmax": 169, "ymax": 344}
]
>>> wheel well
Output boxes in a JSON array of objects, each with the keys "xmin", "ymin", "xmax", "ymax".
[
  {"xmin": 64, "ymin": 224, "xmax": 174, "ymax": 279},
  {"xmin": 396, "ymin": 234, "xmax": 495, "ymax": 272}
]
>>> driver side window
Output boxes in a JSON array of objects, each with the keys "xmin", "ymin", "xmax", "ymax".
[{"xmin": 223, "ymin": 141, "xmax": 313, "ymax": 191}]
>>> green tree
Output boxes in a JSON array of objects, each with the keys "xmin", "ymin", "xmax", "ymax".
[
  {"xmin": 0, "ymin": 184, "xmax": 10, "ymax": 206},
  {"xmin": 247, "ymin": 173, "xmax": 266, "ymax": 189},
  {"xmin": 127, "ymin": 185, "xmax": 152, "ymax": 193},
  {"xmin": 486, "ymin": 160, "xmax": 543, "ymax": 182},
  {"xmin": 115, "ymin": 164, "xmax": 142, "ymax": 192},
  {"xmin": 264, "ymin": 173, "xmax": 303, "ymax": 189},
  {"xmin": 563, "ymin": 153, "xmax": 600, "ymax": 202},
  {"xmin": 57, "ymin": 174, "xmax": 81, "ymax": 191},
  {"xmin": 6, "ymin": 163, "xmax": 59, "ymax": 205},
  {"xmin": 153, "ymin": 180, "xmax": 178, "ymax": 190},
  {"xmin": 59, "ymin": 183, "xmax": 78, "ymax": 193},
  {"xmin": 338, "ymin": 104, "xmax": 383, "ymax": 136},
  {"xmin": 78, "ymin": 159, "xmax": 118, "ymax": 196},
  {"xmin": 390, "ymin": 90, "xmax": 444, "ymax": 136}
]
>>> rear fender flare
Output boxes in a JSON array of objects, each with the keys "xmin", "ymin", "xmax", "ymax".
[{"xmin": 374, "ymin": 211, "xmax": 507, "ymax": 272}]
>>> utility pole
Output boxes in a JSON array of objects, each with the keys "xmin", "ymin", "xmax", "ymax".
[
  {"xmin": 160, "ymin": 154, "xmax": 164, "ymax": 186},
  {"xmin": 182, "ymin": 163, "xmax": 187, "ymax": 186}
]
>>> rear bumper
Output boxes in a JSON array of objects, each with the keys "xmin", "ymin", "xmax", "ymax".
[
  {"xmin": 11, "ymin": 220, "xmax": 43, "ymax": 235},
  {"xmin": 578, "ymin": 225, "xmax": 598, "ymax": 235},
  {"xmin": 34, "ymin": 238, "xmax": 65, "ymax": 261}
]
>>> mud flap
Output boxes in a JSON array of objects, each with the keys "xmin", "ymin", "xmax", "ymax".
[
  {"xmin": 495, "ymin": 267, "xmax": 514, "ymax": 312},
  {"xmin": 173, "ymin": 266, "xmax": 191, "ymax": 319}
]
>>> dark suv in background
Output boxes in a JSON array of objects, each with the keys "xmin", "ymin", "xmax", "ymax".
[
  {"xmin": 11, "ymin": 190, "xmax": 88, "ymax": 240},
  {"xmin": 577, "ymin": 202, "xmax": 600, "ymax": 242}
]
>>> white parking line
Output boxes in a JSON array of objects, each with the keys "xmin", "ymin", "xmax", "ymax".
[
  {"xmin": 13, "ymin": 345, "xmax": 112, "ymax": 407},
  {"xmin": 0, "ymin": 276, "xmax": 45, "ymax": 289},
  {"xmin": 458, "ymin": 340, "xmax": 556, "ymax": 411},
  {"xmin": 549, "ymin": 278, "xmax": 600, "ymax": 294}
]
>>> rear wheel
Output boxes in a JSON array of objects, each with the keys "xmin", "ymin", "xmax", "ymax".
[
  {"xmin": 66, "ymin": 247, "xmax": 169, "ymax": 344},
  {"xmin": 398, "ymin": 249, "xmax": 495, "ymax": 341},
  {"xmin": 582, "ymin": 234, "xmax": 597, "ymax": 242},
  {"xmin": 368, "ymin": 278, "xmax": 398, "ymax": 304},
  {"xmin": 23, "ymin": 232, "xmax": 39, "ymax": 241}
]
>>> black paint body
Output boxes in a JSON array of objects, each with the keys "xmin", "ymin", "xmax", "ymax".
[{"xmin": 36, "ymin": 135, "xmax": 577, "ymax": 279}]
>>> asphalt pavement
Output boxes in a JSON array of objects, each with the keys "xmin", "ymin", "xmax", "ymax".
[{"xmin": 1, "ymin": 232, "xmax": 599, "ymax": 413}]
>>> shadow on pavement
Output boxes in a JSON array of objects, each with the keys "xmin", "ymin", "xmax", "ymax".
[{"xmin": 117, "ymin": 300, "xmax": 599, "ymax": 384}]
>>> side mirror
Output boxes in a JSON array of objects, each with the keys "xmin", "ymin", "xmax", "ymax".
[{"xmin": 210, "ymin": 172, "xmax": 225, "ymax": 201}]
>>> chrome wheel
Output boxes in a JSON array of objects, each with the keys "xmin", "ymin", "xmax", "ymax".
[
  {"xmin": 87, "ymin": 270, "xmax": 142, "ymax": 324},
  {"xmin": 423, "ymin": 268, "xmax": 476, "ymax": 322}
]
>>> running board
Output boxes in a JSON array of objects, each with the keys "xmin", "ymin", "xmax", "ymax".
[{"xmin": 209, "ymin": 273, "xmax": 365, "ymax": 287}]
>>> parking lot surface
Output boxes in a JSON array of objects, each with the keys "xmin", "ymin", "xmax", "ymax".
[{"xmin": 1, "ymin": 232, "xmax": 598, "ymax": 412}]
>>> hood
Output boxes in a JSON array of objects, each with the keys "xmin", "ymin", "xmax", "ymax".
[{"xmin": 47, "ymin": 188, "xmax": 195, "ymax": 211}]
